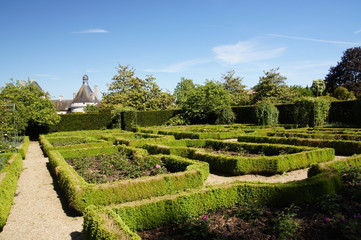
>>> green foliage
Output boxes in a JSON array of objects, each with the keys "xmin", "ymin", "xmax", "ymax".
[
  {"xmin": 222, "ymin": 70, "xmax": 251, "ymax": 105},
  {"xmin": 182, "ymin": 80, "xmax": 234, "ymax": 124},
  {"xmin": 179, "ymin": 216, "xmax": 213, "ymax": 240},
  {"xmin": 290, "ymin": 85, "xmax": 314, "ymax": 97},
  {"xmin": 144, "ymin": 139, "xmax": 335, "ymax": 175},
  {"xmin": 0, "ymin": 80, "xmax": 60, "ymax": 134},
  {"xmin": 293, "ymin": 97, "xmax": 331, "ymax": 127},
  {"xmin": 86, "ymin": 164, "xmax": 341, "ymax": 236},
  {"xmin": 325, "ymin": 47, "xmax": 361, "ymax": 96},
  {"xmin": 254, "ymin": 101, "xmax": 279, "ymax": 126},
  {"xmin": 0, "ymin": 153, "xmax": 23, "ymax": 229},
  {"xmin": 333, "ymin": 86, "xmax": 356, "ymax": 100},
  {"xmin": 315, "ymin": 193, "xmax": 341, "ymax": 215},
  {"xmin": 272, "ymin": 204, "xmax": 300, "ymax": 239},
  {"xmin": 84, "ymin": 104, "xmax": 100, "ymax": 113},
  {"xmin": 50, "ymin": 110, "xmax": 112, "ymax": 132},
  {"xmin": 44, "ymin": 142, "xmax": 208, "ymax": 212},
  {"xmin": 102, "ymin": 65, "xmax": 175, "ymax": 110},
  {"xmin": 252, "ymin": 68, "xmax": 300, "ymax": 104},
  {"xmin": 238, "ymin": 135, "xmax": 361, "ymax": 156},
  {"xmin": 311, "ymin": 79, "xmax": 326, "ymax": 96},
  {"xmin": 174, "ymin": 78, "xmax": 196, "ymax": 106}
]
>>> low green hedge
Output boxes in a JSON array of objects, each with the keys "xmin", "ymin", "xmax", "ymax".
[
  {"xmin": 0, "ymin": 153, "xmax": 23, "ymax": 229},
  {"xmin": 269, "ymin": 131, "xmax": 361, "ymax": 141},
  {"xmin": 39, "ymin": 135, "xmax": 112, "ymax": 157},
  {"xmin": 83, "ymin": 164, "xmax": 341, "ymax": 239},
  {"xmin": 143, "ymin": 139, "xmax": 335, "ymax": 175},
  {"xmin": 102, "ymin": 132, "xmax": 175, "ymax": 147},
  {"xmin": 47, "ymin": 145, "xmax": 209, "ymax": 213},
  {"xmin": 238, "ymin": 135, "xmax": 361, "ymax": 156},
  {"xmin": 18, "ymin": 136, "xmax": 30, "ymax": 159}
]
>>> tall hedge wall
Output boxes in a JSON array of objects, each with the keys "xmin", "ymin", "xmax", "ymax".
[
  {"xmin": 117, "ymin": 100, "xmax": 359, "ymax": 130},
  {"xmin": 121, "ymin": 109, "xmax": 180, "ymax": 131},
  {"xmin": 50, "ymin": 110, "xmax": 112, "ymax": 132}
]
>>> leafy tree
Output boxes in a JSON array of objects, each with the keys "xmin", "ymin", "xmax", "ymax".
[
  {"xmin": 182, "ymin": 80, "xmax": 234, "ymax": 124},
  {"xmin": 290, "ymin": 85, "xmax": 313, "ymax": 97},
  {"xmin": 0, "ymin": 80, "xmax": 60, "ymax": 135},
  {"xmin": 332, "ymin": 86, "xmax": 356, "ymax": 100},
  {"xmin": 173, "ymin": 78, "xmax": 196, "ymax": 106},
  {"xmin": 311, "ymin": 79, "xmax": 326, "ymax": 96},
  {"xmin": 252, "ymin": 68, "xmax": 299, "ymax": 104},
  {"xmin": 84, "ymin": 104, "xmax": 100, "ymax": 113},
  {"xmin": 222, "ymin": 70, "xmax": 250, "ymax": 106},
  {"xmin": 102, "ymin": 65, "xmax": 175, "ymax": 110},
  {"xmin": 325, "ymin": 47, "xmax": 361, "ymax": 95}
]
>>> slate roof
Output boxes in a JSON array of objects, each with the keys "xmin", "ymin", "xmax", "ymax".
[
  {"xmin": 72, "ymin": 75, "xmax": 99, "ymax": 104},
  {"xmin": 52, "ymin": 99, "xmax": 72, "ymax": 112}
]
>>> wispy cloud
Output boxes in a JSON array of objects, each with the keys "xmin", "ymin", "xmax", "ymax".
[
  {"xmin": 145, "ymin": 58, "xmax": 213, "ymax": 73},
  {"xmin": 354, "ymin": 29, "xmax": 361, "ymax": 34},
  {"xmin": 212, "ymin": 40, "xmax": 286, "ymax": 64},
  {"xmin": 71, "ymin": 28, "xmax": 109, "ymax": 34},
  {"xmin": 268, "ymin": 34, "xmax": 361, "ymax": 45}
]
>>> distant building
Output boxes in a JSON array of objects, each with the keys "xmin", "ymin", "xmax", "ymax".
[{"xmin": 52, "ymin": 75, "xmax": 99, "ymax": 114}]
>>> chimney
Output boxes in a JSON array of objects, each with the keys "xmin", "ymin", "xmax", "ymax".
[
  {"xmin": 93, "ymin": 85, "xmax": 98, "ymax": 100},
  {"xmin": 59, "ymin": 95, "xmax": 63, "ymax": 102}
]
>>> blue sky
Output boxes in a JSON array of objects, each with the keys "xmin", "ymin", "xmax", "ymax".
[{"xmin": 1, "ymin": 0, "xmax": 360, "ymax": 99}]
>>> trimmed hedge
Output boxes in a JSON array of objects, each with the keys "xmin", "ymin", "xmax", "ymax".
[
  {"xmin": 238, "ymin": 135, "xmax": 361, "ymax": 156},
  {"xmin": 18, "ymin": 136, "xmax": 30, "ymax": 159},
  {"xmin": 102, "ymin": 132, "xmax": 176, "ymax": 147},
  {"xmin": 143, "ymin": 139, "xmax": 335, "ymax": 175},
  {"xmin": 83, "ymin": 164, "xmax": 342, "ymax": 238},
  {"xmin": 39, "ymin": 135, "xmax": 112, "ymax": 157},
  {"xmin": 269, "ymin": 131, "xmax": 361, "ymax": 141},
  {"xmin": 46, "ymin": 145, "xmax": 209, "ymax": 213},
  {"xmin": 49, "ymin": 110, "xmax": 112, "ymax": 132},
  {"xmin": 0, "ymin": 153, "xmax": 23, "ymax": 229},
  {"xmin": 121, "ymin": 110, "xmax": 180, "ymax": 131}
]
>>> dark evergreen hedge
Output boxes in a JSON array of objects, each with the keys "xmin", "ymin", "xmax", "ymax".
[
  {"xmin": 121, "ymin": 109, "xmax": 180, "ymax": 131},
  {"xmin": 50, "ymin": 110, "xmax": 112, "ymax": 132}
]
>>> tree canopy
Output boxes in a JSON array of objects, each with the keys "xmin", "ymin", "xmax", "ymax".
[
  {"xmin": 102, "ymin": 65, "xmax": 175, "ymax": 111},
  {"xmin": 222, "ymin": 70, "xmax": 250, "ymax": 106},
  {"xmin": 0, "ymin": 80, "xmax": 60, "ymax": 134},
  {"xmin": 173, "ymin": 77, "xmax": 196, "ymax": 106},
  {"xmin": 252, "ymin": 68, "xmax": 299, "ymax": 104},
  {"xmin": 325, "ymin": 47, "xmax": 361, "ymax": 95},
  {"xmin": 181, "ymin": 80, "xmax": 234, "ymax": 124}
]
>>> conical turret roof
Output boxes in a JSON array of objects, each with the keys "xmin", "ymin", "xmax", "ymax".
[{"xmin": 72, "ymin": 75, "xmax": 99, "ymax": 103}]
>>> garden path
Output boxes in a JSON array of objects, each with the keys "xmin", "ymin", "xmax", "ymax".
[{"xmin": 0, "ymin": 141, "xmax": 83, "ymax": 240}]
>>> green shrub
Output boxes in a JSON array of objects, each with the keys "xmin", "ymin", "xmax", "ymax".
[
  {"xmin": 293, "ymin": 97, "xmax": 331, "ymax": 127},
  {"xmin": 254, "ymin": 101, "xmax": 279, "ymax": 126},
  {"xmin": 0, "ymin": 153, "xmax": 23, "ymax": 229}
]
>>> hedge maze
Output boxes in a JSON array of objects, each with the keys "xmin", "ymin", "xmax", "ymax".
[{"xmin": 35, "ymin": 125, "xmax": 361, "ymax": 239}]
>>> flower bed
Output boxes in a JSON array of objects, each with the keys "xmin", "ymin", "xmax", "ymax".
[
  {"xmin": 83, "ymin": 163, "xmax": 343, "ymax": 240},
  {"xmin": 66, "ymin": 148, "xmax": 168, "ymax": 184},
  {"xmin": 143, "ymin": 139, "xmax": 334, "ymax": 175},
  {"xmin": 47, "ymin": 145, "xmax": 209, "ymax": 213}
]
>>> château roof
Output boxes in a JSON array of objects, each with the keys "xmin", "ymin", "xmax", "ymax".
[{"xmin": 72, "ymin": 75, "xmax": 99, "ymax": 104}]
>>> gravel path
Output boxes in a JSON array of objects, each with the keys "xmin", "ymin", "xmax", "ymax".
[{"xmin": 0, "ymin": 141, "xmax": 83, "ymax": 240}]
